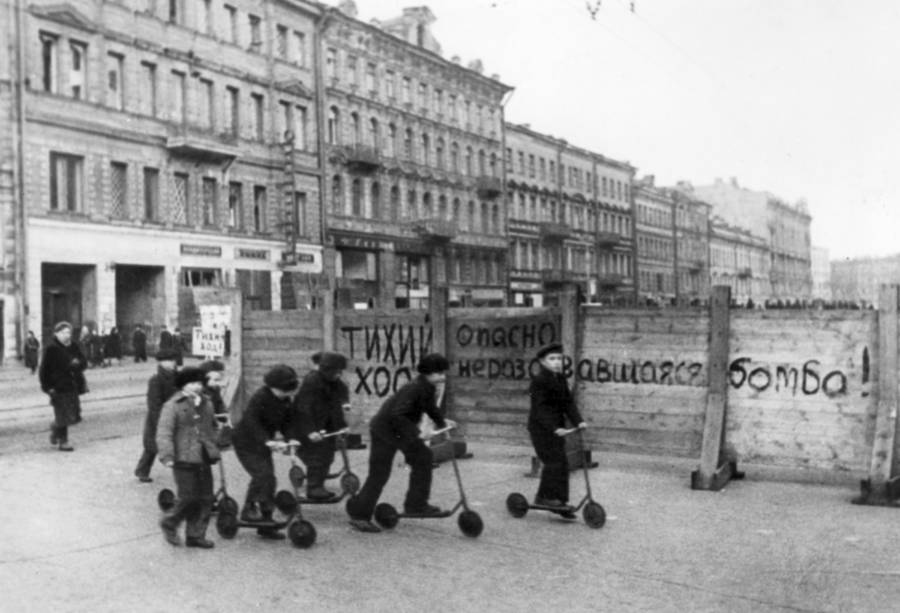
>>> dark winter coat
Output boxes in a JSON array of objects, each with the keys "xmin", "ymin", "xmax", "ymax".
[
  {"xmin": 105, "ymin": 329, "xmax": 122, "ymax": 360},
  {"xmin": 156, "ymin": 390, "xmax": 221, "ymax": 466},
  {"xmin": 528, "ymin": 366, "xmax": 584, "ymax": 435},
  {"xmin": 291, "ymin": 370, "xmax": 348, "ymax": 441},
  {"xmin": 370, "ymin": 375, "xmax": 446, "ymax": 448},
  {"xmin": 24, "ymin": 337, "xmax": 40, "ymax": 369},
  {"xmin": 232, "ymin": 386, "xmax": 294, "ymax": 454},
  {"xmin": 39, "ymin": 338, "xmax": 87, "ymax": 395},
  {"xmin": 132, "ymin": 329, "xmax": 147, "ymax": 353},
  {"xmin": 143, "ymin": 367, "xmax": 178, "ymax": 450}
]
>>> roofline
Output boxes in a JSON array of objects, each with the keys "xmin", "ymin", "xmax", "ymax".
[{"xmin": 505, "ymin": 121, "xmax": 635, "ymax": 173}]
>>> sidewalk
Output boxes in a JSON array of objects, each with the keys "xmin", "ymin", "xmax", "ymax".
[{"xmin": 0, "ymin": 424, "xmax": 898, "ymax": 612}]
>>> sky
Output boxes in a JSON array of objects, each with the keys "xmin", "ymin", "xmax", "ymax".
[{"xmin": 328, "ymin": 0, "xmax": 900, "ymax": 260}]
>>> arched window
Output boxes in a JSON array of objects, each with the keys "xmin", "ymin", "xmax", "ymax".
[
  {"xmin": 423, "ymin": 192, "xmax": 433, "ymax": 217},
  {"xmin": 489, "ymin": 152, "xmax": 497, "ymax": 177},
  {"xmin": 452, "ymin": 198, "xmax": 461, "ymax": 223},
  {"xmin": 369, "ymin": 117, "xmax": 379, "ymax": 149},
  {"xmin": 370, "ymin": 181, "xmax": 381, "ymax": 219},
  {"xmin": 435, "ymin": 138, "xmax": 445, "ymax": 169},
  {"xmin": 468, "ymin": 200, "xmax": 476, "ymax": 232},
  {"xmin": 481, "ymin": 202, "xmax": 489, "ymax": 233},
  {"xmin": 421, "ymin": 133, "xmax": 430, "ymax": 165},
  {"xmin": 407, "ymin": 189, "xmax": 417, "ymax": 218},
  {"xmin": 492, "ymin": 204, "xmax": 500, "ymax": 233},
  {"xmin": 478, "ymin": 149, "xmax": 486, "ymax": 175},
  {"xmin": 351, "ymin": 178, "xmax": 362, "ymax": 216},
  {"xmin": 404, "ymin": 128, "xmax": 413, "ymax": 159},
  {"xmin": 350, "ymin": 112, "xmax": 361, "ymax": 145},
  {"xmin": 387, "ymin": 123, "xmax": 397, "ymax": 157},
  {"xmin": 437, "ymin": 194, "xmax": 447, "ymax": 220},
  {"xmin": 390, "ymin": 185, "xmax": 400, "ymax": 221},
  {"xmin": 465, "ymin": 147, "xmax": 473, "ymax": 175},
  {"xmin": 450, "ymin": 142, "xmax": 459, "ymax": 173},
  {"xmin": 331, "ymin": 174, "xmax": 343, "ymax": 213},
  {"xmin": 327, "ymin": 107, "xmax": 340, "ymax": 145}
]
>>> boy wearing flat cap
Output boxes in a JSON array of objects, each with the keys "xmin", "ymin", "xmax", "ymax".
[
  {"xmin": 346, "ymin": 353, "xmax": 456, "ymax": 533},
  {"xmin": 292, "ymin": 352, "xmax": 349, "ymax": 500},
  {"xmin": 156, "ymin": 367, "xmax": 221, "ymax": 548},
  {"xmin": 134, "ymin": 348, "xmax": 179, "ymax": 482},
  {"xmin": 529, "ymin": 343, "xmax": 586, "ymax": 513},
  {"xmin": 231, "ymin": 364, "xmax": 299, "ymax": 539}
]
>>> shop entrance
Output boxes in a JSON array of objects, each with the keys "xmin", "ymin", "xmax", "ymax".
[
  {"xmin": 116, "ymin": 264, "xmax": 166, "ymax": 353},
  {"xmin": 42, "ymin": 263, "xmax": 95, "ymax": 343}
]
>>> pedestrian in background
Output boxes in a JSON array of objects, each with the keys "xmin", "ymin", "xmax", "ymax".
[
  {"xmin": 231, "ymin": 364, "xmax": 299, "ymax": 540},
  {"xmin": 132, "ymin": 324, "xmax": 147, "ymax": 363},
  {"xmin": 527, "ymin": 343, "xmax": 586, "ymax": 516},
  {"xmin": 79, "ymin": 325, "xmax": 95, "ymax": 368},
  {"xmin": 24, "ymin": 330, "xmax": 40, "ymax": 374},
  {"xmin": 39, "ymin": 322, "xmax": 87, "ymax": 452},
  {"xmin": 105, "ymin": 326, "xmax": 122, "ymax": 366},
  {"xmin": 346, "ymin": 353, "xmax": 455, "ymax": 533},
  {"xmin": 156, "ymin": 366, "xmax": 220, "ymax": 549},
  {"xmin": 134, "ymin": 348, "xmax": 179, "ymax": 482}
]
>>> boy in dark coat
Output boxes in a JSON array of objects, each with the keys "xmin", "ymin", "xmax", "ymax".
[
  {"xmin": 134, "ymin": 348, "xmax": 179, "ymax": 482},
  {"xmin": 24, "ymin": 330, "xmax": 40, "ymax": 374},
  {"xmin": 346, "ymin": 353, "xmax": 456, "ymax": 533},
  {"xmin": 528, "ymin": 343, "xmax": 586, "ymax": 512},
  {"xmin": 292, "ymin": 352, "xmax": 349, "ymax": 500},
  {"xmin": 232, "ymin": 364, "xmax": 299, "ymax": 539},
  {"xmin": 39, "ymin": 322, "xmax": 87, "ymax": 451},
  {"xmin": 156, "ymin": 367, "xmax": 221, "ymax": 548},
  {"xmin": 132, "ymin": 325, "xmax": 147, "ymax": 362}
]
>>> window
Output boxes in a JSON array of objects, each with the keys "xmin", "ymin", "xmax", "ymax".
[
  {"xmin": 478, "ymin": 150, "xmax": 486, "ymax": 175},
  {"xmin": 434, "ymin": 88, "xmax": 443, "ymax": 114},
  {"xmin": 463, "ymin": 100, "xmax": 471, "ymax": 126},
  {"xmin": 49, "ymin": 153, "xmax": 82, "ymax": 212},
  {"xmin": 435, "ymin": 138, "xmax": 444, "ymax": 169},
  {"xmin": 450, "ymin": 142, "xmax": 459, "ymax": 172},
  {"xmin": 293, "ymin": 31, "xmax": 306, "ymax": 66},
  {"xmin": 325, "ymin": 48, "xmax": 337, "ymax": 80},
  {"xmin": 351, "ymin": 112, "xmax": 361, "ymax": 145},
  {"xmin": 403, "ymin": 128, "xmax": 413, "ymax": 159},
  {"xmin": 249, "ymin": 15, "xmax": 262, "ymax": 52},
  {"xmin": 449, "ymin": 94, "xmax": 457, "ymax": 122},
  {"xmin": 602, "ymin": 177, "xmax": 608, "ymax": 197},
  {"xmin": 418, "ymin": 82, "xmax": 427, "ymax": 109},
  {"xmin": 347, "ymin": 55, "xmax": 358, "ymax": 86},
  {"xmin": 199, "ymin": 78, "xmax": 213, "ymax": 129},
  {"xmin": 402, "ymin": 77, "xmax": 411, "ymax": 103},
  {"xmin": 110, "ymin": 162, "xmax": 127, "ymax": 219},
  {"xmin": 143, "ymin": 167, "xmax": 160, "ymax": 221},
  {"xmin": 368, "ymin": 117, "xmax": 379, "ymax": 149},
  {"xmin": 327, "ymin": 107, "xmax": 340, "ymax": 144},
  {"xmin": 168, "ymin": 0, "xmax": 180, "ymax": 24},
  {"xmin": 421, "ymin": 133, "xmax": 430, "ymax": 165},
  {"xmin": 528, "ymin": 154, "xmax": 535, "ymax": 178},
  {"xmin": 294, "ymin": 105, "xmax": 307, "ymax": 149},
  {"xmin": 386, "ymin": 124, "xmax": 397, "ymax": 157},
  {"xmin": 106, "ymin": 52, "xmax": 124, "ymax": 110},
  {"xmin": 385, "ymin": 70, "xmax": 396, "ymax": 98},
  {"xmin": 505, "ymin": 148, "xmax": 512, "ymax": 172},
  {"xmin": 251, "ymin": 93, "xmax": 264, "ymax": 140},
  {"xmin": 517, "ymin": 151, "xmax": 524, "ymax": 174},
  {"xmin": 40, "ymin": 32, "xmax": 58, "ymax": 93},
  {"xmin": 225, "ymin": 86, "xmax": 239, "ymax": 136},
  {"xmin": 465, "ymin": 147, "xmax": 473, "ymax": 175},
  {"xmin": 228, "ymin": 182, "xmax": 243, "ymax": 229},
  {"xmin": 370, "ymin": 182, "xmax": 381, "ymax": 219},
  {"xmin": 171, "ymin": 71, "xmax": 186, "ymax": 124},
  {"xmin": 351, "ymin": 179, "xmax": 362, "ymax": 216},
  {"xmin": 202, "ymin": 177, "xmax": 217, "ymax": 225},
  {"xmin": 172, "ymin": 172, "xmax": 189, "ymax": 225},
  {"xmin": 276, "ymin": 26, "xmax": 289, "ymax": 59},
  {"xmin": 140, "ymin": 61, "xmax": 157, "ymax": 117},
  {"xmin": 68, "ymin": 41, "xmax": 87, "ymax": 99},
  {"xmin": 331, "ymin": 175, "xmax": 344, "ymax": 213},
  {"xmin": 200, "ymin": 0, "xmax": 213, "ymax": 35},
  {"xmin": 365, "ymin": 63, "xmax": 376, "ymax": 93},
  {"xmin": 225, "ymin": 5, "xmax": 238, "ymax": 44},
  {"xmin": 279, "ymin": 101, "xmax": 292, "ymax": 141}
]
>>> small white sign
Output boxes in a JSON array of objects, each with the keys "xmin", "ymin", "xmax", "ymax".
[
  {"xmin": 199, "ymin": 305, "xmax": 231, "ymax": 331},
  {"xmin": 193, "ymin": 327, "xmax": 225, "ymax": 358}
]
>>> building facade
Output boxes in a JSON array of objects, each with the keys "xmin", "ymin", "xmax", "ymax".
[
  {"xmin": 506, "ymin": 123, "xmax": 635, "ymax": 306},
  {"xmin": 810, "ymin": 245, "xmax": 831, "ymax": 301},
  {"xmin": 831, "ymin": 254, "xmax": 900, "ymax": 308},
  {"xmin": 633, "ymin": 176, "xmax": 675, "ymax": 305},
  {"xmin": 673, "ymin": 190, "xmax": 711, "ymax": 305},
  {"xmin": 320, "ymin": 3, "xmax": 512, "ymax": 309},
  {"xmin": 692, "ymin": 177, "xmax": 812, "ymax": 301},
  {"xmin": 709, "ymin": 217, "xmax": 769, "ymax": 306},
  {"xmin": 2, "ymin": 0, "xmax": 327, "ymax": 356}
]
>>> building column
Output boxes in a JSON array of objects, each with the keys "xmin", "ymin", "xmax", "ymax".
[
  {"xmin": 96, "ymin": 264, "xmax": 116, "ymax": 333},
  {"xmin": 379, "ymin": 248, "xmax": 395, "ymax": 309}
]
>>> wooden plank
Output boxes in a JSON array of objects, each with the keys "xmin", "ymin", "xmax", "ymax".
[{"xmin": 694, "ymin": 285, "xmax": 731, "ymax": 489}]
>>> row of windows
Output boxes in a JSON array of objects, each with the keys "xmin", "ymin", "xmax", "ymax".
[
  {"xmin": 506, "ymin": 148, "xmax": 630, "ymax": 200},
  {"xmin": 510, "ymin": 190, "xmax": 632, "ymax": 236},
  {"xmin": 638, "ymin": 236, "xmax": 673, "ymax": 260},
  {"xmin": 637, "ymin": 204, "xmax": 672, "ymax": 229},
  {"xmin": 511, "ymin": 240, "xmax": 633, "ymax": 276},
  {"xmin": 325, "ymin": 107, "xmax": 499, "ymax": 176},
  {"xmin": 710, "ymin": 246, "xmax": 764, "ymax": 270},
  {"xmin": 325, "ymin": 48, "xmax": 499, "ymax": 135},
  {"xmin": 38, "ymin": 31, "xmax": 311, "ymax": 146},
  {"xmin": 47, "ymin": 151, "xmax": 303, "ymax": 235},
  {"xmin": 339, "ymin": 249, "xmax": 506, "ymax": 287},
  {"xmin": 330, "ymin": 175, "xmax": 503, "ymax": 234}
]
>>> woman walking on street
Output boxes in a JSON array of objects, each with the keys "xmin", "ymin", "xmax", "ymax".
[
  {"xmin": 24, "ymin": 330, "xmax": 40, "ymax": 374},
  {"xmin": 39, "ymin": 322, "xmax": 88, "ymax": 451}
]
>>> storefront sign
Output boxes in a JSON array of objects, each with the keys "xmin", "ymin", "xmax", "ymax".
[
  {"xmin": 510, "ymin": 281, "xmax": 542, "ymax": 291},
  {"xmin": 235, "ymin": 248, "xmax": 269, "ymax": 260},
  {"xmin": 471, "ymin": 288, "xmax": 506, "ymax": 300},
  {"xmin": 334, "ymin": 236, "xmax": 389, "ymax": 251},
  {"xmin": 393, "ymin": 239, "xmax": 431, "ymax": 255},
  {"xmin": 181, "ymin": 244, "xmax": 222, "ymax": 257},
  {"xmin": 281, "ymin": 248, "xmax": 322, "ymax": 273}
]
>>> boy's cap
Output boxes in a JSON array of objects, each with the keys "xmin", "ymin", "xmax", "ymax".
[
  {"xmin": 417, "ymin": 353, "xmax": 450, "ymax": 375},
  {"xmin": 264, "ymin": 364, "xmax": 299, "ymax": 391},
  {"xmin": 175, "ymin": 367, "xmax": 206, "ymax": 388},
  {"xmin": 318, "ymin": 352, "xmax": 347, "ymax": 375},
  {"xmin": 155, "ymin": 348, "xmax": 179, "ymax": 361},
  {"xmin": 536, "ymin": 343, "xmax": 564, "ymax": 360},
  {"xmin": 199, "ymin": 360, "xmax": 225, "ymax": 373}
]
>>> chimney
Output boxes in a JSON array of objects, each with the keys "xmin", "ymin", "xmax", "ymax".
[
  {"xmin": 467, "ymin": 59, "xmax": 484, "ymax": 73},
  {"xmin": 730, "ymin": 176, "xmax": 739, "ymax": 187}
]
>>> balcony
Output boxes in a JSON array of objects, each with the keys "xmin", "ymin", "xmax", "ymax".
[
  {"xmin": 334, "ymin": 144, "xmax": 382, "ymax": 173},
  {"xmin": 595, "ymin": 231, "xmax": 620, "ymax": 249},
  {"xmin": 597, "ymin": 273, "xmax": 625, "ymax": 288},
  {"xmin": 539, "ymin": 221, "xmax": 572, "ymax": 242},
  {"xmin": 737, "ymin": 267, "xmax": 752, "ymax": 279},
  {"xmin": 475, "ymin": 176, "xmax": 503, "ymax": 200},
  {"xmin": 541, "ymin": 268, "xmax": 587, "ymax": 284},
  {"xmin": 166, "ymin": 126, "xmax": 240, "ymax": 163},
  {"xmin": 687, "ymin": 259, "xmax": 705, "ymax": 273},
  {"xmin": 411, "ymin": 218, "xmax": 457, "ymax": 241}
]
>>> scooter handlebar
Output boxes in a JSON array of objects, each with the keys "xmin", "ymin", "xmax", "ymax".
[
  {"xmin": 557, "ymin": 426, "xmax": 587, "ymax": 437},
  {"xmin": 425, "ymin": 424, "xmax": 456, "ymax": 439},
  {"xmin": 318, "ymin": 428, "xmax": 350, "ymax": 439}
]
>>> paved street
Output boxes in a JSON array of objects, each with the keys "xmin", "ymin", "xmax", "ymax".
[{"xmin": 1, "ymin": 398, "xmax": 899, "ymax": 613}]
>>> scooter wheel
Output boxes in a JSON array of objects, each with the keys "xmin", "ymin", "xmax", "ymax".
[
  {"xmin": 157, "ymin": 488, "xmax": 175, "ymax": 512},
  {"xmin": 340, "ymin": 472, "xmax": 361, "ymax": 496},
  {"xmin": 458, "ymin": 510, "xmax": 484, "ymax": 538},
  {"xmin": 505, "ymin": 493, "xmax": 529, "ymax": 518},
  {"xmin": 289, "ymin": 465, "xmax": 306, "ymax": 490},
  {"xmin": 218, "ymin": 496, "xmax": 239, "ymax": 516},
  {"xmin": 374, "ymin": 503, "xmax": 399, "ymax": 529},
  {"xmin": 275, "ymin": 490, "xmax": 298, "ymax": 514},
  {"xmin": 287, "ymin": 519, "xmax": 317, "ymax": 548},
  {"xmin": 216, "ymin": 511, "xmax": 239, "ymax": 539},
  {"xmin": 583, "ymin": 502, "xmax": 606, "ymax": 529}
]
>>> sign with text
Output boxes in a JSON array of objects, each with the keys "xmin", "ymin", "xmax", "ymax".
[
  {"xmin": 181, "ymin": 244, "xmax": 222, "ymax": 257},
  {"xmin": 193, "ymin": 327, "xmax": 225, "ymax": 358},
  {"xmin": 199, "ymin": 305, "xmax": 231, "ymax": 331}
]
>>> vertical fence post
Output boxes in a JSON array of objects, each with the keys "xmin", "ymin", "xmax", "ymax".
[
  {"xmin": 854, "ymin": 284, "xmax": 900, "ymax": 505},
  {"xmin": 322, "ymin": 288, "xmax": 335, "ymax": 351},
  {"xmin": 692, "ymin": 285, "xmax": 742, "ymax": 490},
  {"xmin": 429, "ymin": 286, "xmax": 448, "ymax": 355}
]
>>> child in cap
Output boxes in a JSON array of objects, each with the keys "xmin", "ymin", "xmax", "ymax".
[{"xmin": 134, "ymin": 348, "xmax": 179, "ymax": 482}]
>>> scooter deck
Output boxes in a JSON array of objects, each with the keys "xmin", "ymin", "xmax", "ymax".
[
  {"xmin": 529, "ymin": 503, "xmax": 576, "ymax": 515},
  {"xmin": 235, "ymin": 519, "xmax": 289, "ymax": 529},
  {"xmin": 293, "ymin": 495, "xmax": 342, "ymax": 505},
  {"xmin": 398, "ymin": 510, "xmax": 454, "ymax": 519}
]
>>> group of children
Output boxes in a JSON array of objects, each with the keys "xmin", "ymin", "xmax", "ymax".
[{"xmin": 143, "ymin": 342, "xmax": 586, "ymax": 547}]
